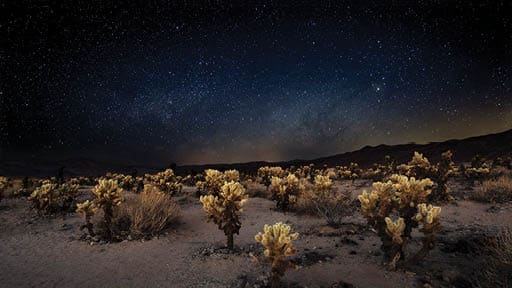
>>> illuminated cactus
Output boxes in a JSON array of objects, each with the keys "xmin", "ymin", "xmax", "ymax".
[
  {"xmin": 465, "ymin": 155, "xmax": 491, "ymax": 183},
  {"xmin": 195, "ymin": 169, "xmax": 227, "ymax": 197},
  {"xmin": 255, "ymin": 222, "xmax": 299, "ymax": 287},
  {"xmin": 199, "ymin": 181, "xmax": 248, "ymax": 249},
  {"xmin": 269, "ymin": 173, "xmax": 303, "ymax": 211},
  {"xmin": 76, "ymin": 200, "xmax": 97, "ymax": 236},
  {"xmin": 146, "ymin": 169, "xmax": 182, "ymax": 195},
  {"xmin": 28, "ymin": 182, "xmax": 79, "ymax": 214},
  {"xmin": 223, "ymin": 169, "xmax": 240, "ymax": 182},
  {"xmin": 29, "ymin": 183, "xmax": 58, "ymax": 213},
  {"xmin": 92, "ymin": 179, "xmax": 123, "ymax": 240},
  {"xmin": 258, "ymin": 166, "xmax": 285, "ymax": 189},
  {"xmin": 358, "ymin": 174, "xmax": 441, "ymax": 268},
  {"xmin": 337, "ymin": 162, "xmax": 362, "ymax": 182}
]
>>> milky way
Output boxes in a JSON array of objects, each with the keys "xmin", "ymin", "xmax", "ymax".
[{"xmin": 1, "ymin": 1, "xmax": 511, "ymax": 165}]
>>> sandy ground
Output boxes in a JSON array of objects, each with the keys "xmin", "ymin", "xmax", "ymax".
[{"xmin": 0, "ymin": 180, "xmax": 510, "ymax": 288}]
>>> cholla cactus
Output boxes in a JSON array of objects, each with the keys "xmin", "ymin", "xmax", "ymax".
[
  {"xmin": 385, "ymin": 217, "xmax": 405, "ymax": 245},
  {"xmin": 429, "ymin": 150, "xmax": 457, "ymax": 201},
  {"xmin": 92, "ymin": 179, "xmax": 123, "ymax": 240},
  {"xmin": 0, "ymin": 176, "xmax": 8, "ymax": 203},
  {"xmin": 397, "ymin": 151, "xmax": 457, "ymax": 202},
  {"xmin": 310, "ymin": 175, "xmax": 349, "ymax": 227},
  {"xmin": 29, "ymin": 182, "xmax": 79, "ymax": 214},
  {"xmin": 146, "ymin": 169, "xmax": 182, "ymax": 195},
  {"xmin": 258, "ymin": 166, "xmax": 285, "ymax": 189},
  {"xmin": 337, "ymin": 162, "xmax": 362, "ymax": 182},
  {"xmin": 269, "ymin": 173, "xmax": 304, "ymax": 211},
  {"xmin": 223, "ymin": 170, "xmax": 240, "ymax": 182},
  {"xmin": 199, "ymin": 181, "xmax": 248, "ymax": 249},
  {"xmin": 358, "ymin": 174, "xmax": 441, "ymax": 268},
  {"xmin": 465, "ymin": 156, "xmax": 491, "ymax": 184},
  {"xmin": 106, "ymin": 173, "xmax": 136, "ymax": 191},
  {"xmin": 255, "ymin": 222, "xmax": 299, "ymax": 286},
  {"xmin": 203, "ymin": 169, "xmax": 225, "ymax": 196},
  {"xmin": 76, "ymin": 200, "xmax": 97, "ymax": 236}
]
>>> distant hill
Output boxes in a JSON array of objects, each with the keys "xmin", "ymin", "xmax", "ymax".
[
  {"xmin": 1, "ymin": 129, "xmax": 511, "ymax": 177},
  {"xmin": 177, "ymin": 128, "xmax": 512, "ymax": 173}
]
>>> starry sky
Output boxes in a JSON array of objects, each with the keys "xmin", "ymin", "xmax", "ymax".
[{"xmin": 1, "ymin": 1, "xmax": 511, "ymax": 165}]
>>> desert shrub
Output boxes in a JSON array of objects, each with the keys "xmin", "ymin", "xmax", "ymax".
[
  {"xmin": 116, "ymin": 185, "xmax": 180, "ymax": 239},
  {"xmin": 269, "ymin": 173, "xmax": 304, "ymax": 211},
  {"xmin": 92, "ymin": 179, "xmax": 123, "ymax": 240},
  {"xmin": 244, "ymin": 180, "xmax": 269, "ymax": 198},
  {"xmin": 0, "ymin": 176, "xmax": 8, "ymax": 203},
  {"xmin": 255, "ymin": 222, "xmax": 299, "ymax": 287},
  {"xmin": 471, "ymin": 176, "xmax": 512, "ymax": 203},
  {"xmin": 309, "ymin": 175, "xmax": 351, "ymax": 227},
  {"xmin": 200, "ymin": 181, "xmax": 248, "ymax": 249},
  {"xmin": 145, "ymin": 169, "xmax": 182, "ymax": 195},
  {"xmin": 258, "ymin": 166, "xmax": 285, "ymax": 189},
  {"xmin": 358, "ymin": 174, "xmax": 442, "ymax": 269},
  {"xmin": 294, "ymin": 175, "xmax": 350, "ymax": 226},
  {"xmin": 29, "ymin": 182, "xmax": 79, "ymax": 214}
]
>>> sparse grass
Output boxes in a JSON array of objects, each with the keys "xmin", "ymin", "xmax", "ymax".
[
  {"xmin": 472, "ymin": 176, "xmax": 512, "ymax": 203},
  {"xmin": 475, "ymin": 229, "xmax": 512, "ymax": 287},
  {"xmin": 116, "ymin": 185, "xmax": 180, "ymax": 239}
]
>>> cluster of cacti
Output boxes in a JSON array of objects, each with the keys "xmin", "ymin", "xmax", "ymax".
[
  {"xmin": 105, "ymin": 173, "xmax": 137, "ymax": 191},
  {"xmin": 362, "ymin": 156, "xmax": 395, "ymax": 181},
  {"xmin": 255, "ymin": 222, "xmax": 299, "ymax": 286},
  {"xmin": 145, "ymin": 169, "xmax": 182, "ymax": 195},
  {"xmin": 396, "ymin": 152, "xmax": 432, "ymax": 179},
  {"xmin": 464, "ymin": 155, "xmax": 491, "ymax": 181},
  {"xmin": 199, "ymin": 181, "xmax": 248, "ymax": 249},
  {"xmin": 269, "ymin": 173, "xmax": 305, "ymax": 211},
  {"xmin": 90, "ymin": 179, "xmax": 123, "ymax": 240},
  {"xmin": 258, "ymin": 166, "xmax": 285, "ymax": 189},
  {"xmin": 395, "ymin": 151, "xmax": 457, "ymax": 201},
  {"xmin": 69, "ymin": 176, "xmax": 96, "ymax": 186},
  {"xmin": 29, "ymin": 181, "xmax": 79, "ymax": 214},
  {"xmin": 358, "ymin": 174, "xmax": 442, "ymax": 268},
  {"xmin": 337, "ymin": 162, "xmax": 362, "ymax": 182},
  {"xmin": 196, "ymin": 169, "xmax": 240, "ymax": 197},
  {"xmin": 0, "ymin": 176, "xmax": 8, "ymax": 203}
]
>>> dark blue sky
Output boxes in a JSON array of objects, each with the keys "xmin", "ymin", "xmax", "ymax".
[{"xmin": 1, "ymin": 1, "xmax": 511, "ymax": 165}]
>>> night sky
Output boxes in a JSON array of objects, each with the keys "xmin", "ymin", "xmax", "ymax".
[{"xmin": 1, "ymin": 1, "xmax": 511, "ymax": 165}]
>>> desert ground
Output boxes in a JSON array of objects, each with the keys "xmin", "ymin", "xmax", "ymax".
[{"xmin": 1, "ymin": 176, "xmax": 510, "ymax": 288}]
